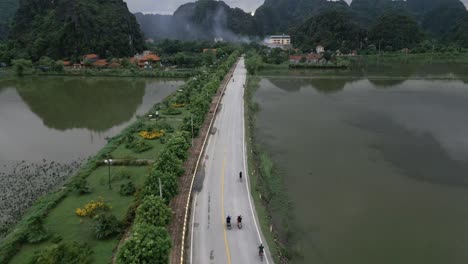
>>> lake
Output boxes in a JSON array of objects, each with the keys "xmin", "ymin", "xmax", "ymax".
[
  {"xmin": 0, "ymin": 76, "xmax": 183, "ymax": 231},
  {"xmin": 253, "ymin": 62, "xmax": 468, "ymax": 264}
]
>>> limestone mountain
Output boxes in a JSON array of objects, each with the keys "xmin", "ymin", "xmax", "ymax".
[{"xmin": 8, "ymin": 0, "xmax": 145, "ymax": 60}]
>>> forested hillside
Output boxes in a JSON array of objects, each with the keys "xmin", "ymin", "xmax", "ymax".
[
  {"xmin": 6, "ymin": 0, "xmax": 145, "ymax": 61},
  {"xmin": 0, "ymin": 0, "xmax": 19, "ymax": 40}
]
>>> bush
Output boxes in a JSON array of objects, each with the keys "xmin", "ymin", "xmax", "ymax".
[
  {"xmin": 126, "ymin": 138, "xmax": 153, "ymax": 153},
  {"xmin": 165, "ymin": 131, "xmax": 191, "ymax": 161},
  {"xmin": 117, "ymin": 224, "xmax": 171, "ymax": 264},
  {"xmin": 26, "ymin": 217, "xmax": 50, "ymax": 243},
  {"xmin": 72, "ymin": 178, "xmax": 91, "ymax": 195},
  {"xmin": 29, "ymin": 242, "xmax": 92, "ymax": 264},
  {"xmin": 12, "ymin": 59, "xmax": 33, "ymax": 77},
  {"xmin": 93, "ymin": 214, "xmax": 121, "ymax": 240},
  {"xmin": 113, "ymin": 168, "xmax": 131, "ymax": 182},
  {"xmin": 135, "ymin": 195, "xmax": 171, "ymax": 227},
  {"xmin": 154, "ymin": 149, "xmax": 185, "ymax": 176},
  {"xmin": 161, "ymin": 107, "xmax": 182, "ymax": 115},
  {"xmin": 144, "ymin": 170, "xmax": 179, "ymax": 200},
  {"xmin": 119, "ymin": 181, "xmax": 136, "ymax": 196}
]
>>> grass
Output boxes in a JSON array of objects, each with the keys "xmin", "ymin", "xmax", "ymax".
[
  {"xmin": 9, "ymin": 166, "xmax": 149, "ymax": 264},
  {"xmin": 111, "ymin": 112, "xmax": 188, "ymax": 160},
  {"xmin": 244, "ymin": 75, "xmax": 281, "ymax": 263}
]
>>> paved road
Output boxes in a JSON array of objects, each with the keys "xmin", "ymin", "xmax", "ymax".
[{"xmin": 190, "ymin": 57, "xmax": 272, "ymax": 264}]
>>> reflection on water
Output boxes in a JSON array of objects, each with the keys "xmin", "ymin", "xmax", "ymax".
[
  {"xmin": 0, "ymin": 77, "xmax": 182, "ymax": 163},
  {"xmin": 254, "ymin": 74, "xmax": 468, "ymax": 264},
  {"xmin": 15, "ymin": 77, "xmax": 146, "ymax": 131}
]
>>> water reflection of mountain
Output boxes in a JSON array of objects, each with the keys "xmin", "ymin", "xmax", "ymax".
[
  {"xmin": 351, "ymin": 113, "xmax": 468, "ymax": 188},
  {"xmin": 15, "ymin": 77, "xmax": 145, "ymax": 131},
  {"xmin": 268, "ymin": 78, "xmax": 350, "ymax": 94}
]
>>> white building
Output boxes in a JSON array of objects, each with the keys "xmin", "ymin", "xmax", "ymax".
[
  {"xmin": 264, "ymin": 35, "xmax": 291, "ymax": 49},
  {"xmin": 316, "ymin": 45, "xmax": 325, "ymax": 54}
]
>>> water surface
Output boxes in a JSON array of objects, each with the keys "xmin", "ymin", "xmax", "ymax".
[{"xmin": 254, "ymin": 69, "xmax": 468, "ymax": 263}]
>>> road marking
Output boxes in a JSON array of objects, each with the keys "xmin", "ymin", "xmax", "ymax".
[
  {"xmin": 190, "ymin": 193, "xmax": 198, "ymax": 264},
  {"xmin": 241, "ymin": 59, "xmax": 271, "ymax": 264},
  {"xmin": 221, "ymin": 156, "xmax": 232, "ymax": 264}
]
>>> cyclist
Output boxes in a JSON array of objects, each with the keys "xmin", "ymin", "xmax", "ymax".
[{"xmin": 259, "ymin": 243, "xmax": 265, "ymax": 260}]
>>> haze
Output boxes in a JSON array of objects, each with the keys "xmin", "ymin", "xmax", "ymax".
[{"xmin": 124, "ymin": 0, "xmax": 468, "ymax": 14}]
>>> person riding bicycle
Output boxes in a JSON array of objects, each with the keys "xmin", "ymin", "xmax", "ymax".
[
  {"xmin": 226, "ymin": 216, "xmax": 231, "ymax": 224},
  {"xmin": 259, "ymin": 243, "xmax": 264, "ymax": 255},
  {"xmin": 237, "ymin": 215, "xmax": 242, "ymax": 224},
  {"xmin": 239, "ymin": 171, "xmax": 242, "ymax": 181}
]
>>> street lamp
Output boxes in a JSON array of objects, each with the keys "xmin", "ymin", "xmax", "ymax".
[
  {"xmin": 191, "ymin": 114, "xmax": 194, "ymax": 147},
  {"xmin": 104, "ymin": 155, "xmax": 113, "ymax": 190}
]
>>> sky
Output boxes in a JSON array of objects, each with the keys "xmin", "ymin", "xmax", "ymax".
[{"xmin": 124, "ymin": 0, "xmax": 468, "ymax": 15}]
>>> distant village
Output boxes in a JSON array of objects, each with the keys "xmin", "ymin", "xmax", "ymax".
[
  {"xmin": 263, "ymin": 35, "xmax": 358, "ymax": 65},
  {"xmin": 61, "ymin": 50, "xmax": 162, "ymax": 70},
  {"xmin": 58, "ymin": 35, "xmax": 356, "ymax": 70}
]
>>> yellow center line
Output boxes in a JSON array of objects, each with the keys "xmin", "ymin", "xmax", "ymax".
[{"xmin": 221, "ymin": 156, "xmax": 232, "ymax": 264}]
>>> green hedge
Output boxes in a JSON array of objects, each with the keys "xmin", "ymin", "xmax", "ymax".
[{"xmin": 117, "ymin": 49, "xmax": 241, "ymax": 262}]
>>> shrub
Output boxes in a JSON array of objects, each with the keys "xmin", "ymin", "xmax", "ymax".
[
  {"xmin": 126, "ymin": 138, "xmax": 153, "ymax": 153},
  {"xmin": 117, "ymin": 224, "xmax": 171, "ymax": 264},
  {"xmin": 93, "ymin": 214, "xmax": 121, "ymax": 240},
  {"xmin": 113, "ymin": 168, "xmax": 131, "ymax": 182},
  {"xmin": 161, "ymin": 107, "xmax": 182, "ymax": 116},
  {"xmin": 135, "ymin": 195, "xmax": 171, "ymax": 227},
  {"xmin": 119, "ymin": 181, "xmax": 136, "ymax": 196},
  {"xmin": 154, "ymin": 149, "xmax": 185, "ymax": 176},
  {"xmin": 72, "ymin": 178, "xmax": 91, "ymax": 195},
  {"xmin": 26, "ymin": 217, "xmax": 50, "ymax": 243},
  {"xmin": 165, "ymin": 131, "xmax": 191, "ymax": 161},
  {"xmin": 12, "ymin": 59, "xmax": 32, "ymax": 77},
  {"xmin": 29, "ymin": 242, "xmax": 92, "ymax": 264},
  {"xmin": 144, "ymin": 170, "xmax": 179, "ymax": 200},
  {"xmin": 75, "ymin": 198, "xmax": 110, "ymax": 217}
]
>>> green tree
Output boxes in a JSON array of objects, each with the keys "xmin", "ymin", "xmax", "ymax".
[
  {"xmin": 117, "ymin": 224, "xmax": 171, "ymax": 264},
  {"xmin": 154, "ymin": 148, "xmax": 185, "ymax": 176},
  {"xmin": 135, "ymin": 195, "xmax": 172, "ymax": 227},
  {"xmin": 369, "ymin": 12, "xmax": 425, "ymax": 51},
  {"xmin": 144, "ymin": 170, "xmax": 179, "ymax": 200},
  {"xmin": 12, "ymin": 59, "xmax": 32, "ymax": 76},
  {"xmin": 245, "ymin": 50, "xmax": 262, "ymax": 74},
  {"xmin": 292, "ymin": 9, "xmax": 364, "ymax": 52}
]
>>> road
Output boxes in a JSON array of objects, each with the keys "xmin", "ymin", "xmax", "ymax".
[{"xmin": 189, "ymin": 57, "xmax": 272, "ymax": 264}]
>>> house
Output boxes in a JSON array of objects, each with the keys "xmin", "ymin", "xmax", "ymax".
[
  {"xmin": 109, "ymin": 61, "xmax": 121, "ymax": 68},
  {"xmin": 264, "ymin": 35, "xmax": 291, "ymax": 49},
  {"xmin": 289, "ymin": 54, "xmax": 322, "ymax": 64},
  {"xmin": 93, "ymin": 59, "xmax": 108, "ymax": 68},
  {"xmin": 289, "ymin": 55, "xmax": 303, "ymax": 63},
  {"xmin": 203, "ymin": 48, "xmax": 217, "ymax": 53},
  {"xmin": 316, "ymin": 45, "xmax": 325, "ymax": 54},
  {"xmin": 62, "ymin": 61, "xmax": 72, "ymax": 67},
  {"xmin": 214, "ymin": 37, "xmax": 224, "ymax": 43},
  {"xmin": 133, "ymin": 51, "xmax": 161, "ymax": 69},
  {"xmin": 145, "ymin": 38, "xmax": 155, "ymax": 44},
  {"xmin": 401, "ymin": 48, "xmax": 410, "ymax": 54},
  {"xmin": 82, "ymin": 54, "xmax": 99, "ymax": 63}
]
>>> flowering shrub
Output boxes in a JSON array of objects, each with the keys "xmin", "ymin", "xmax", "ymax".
[
  {"xmin": 75, "ymin": 198, "xmax": 110, "ymax": 217},
  {"xmin": 139, "ymin": 130, "xmax": 164, "ymax": 140},
  {"xmin": 172, "ymin": 103, "xmax": 185, "ymax": 108}
]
